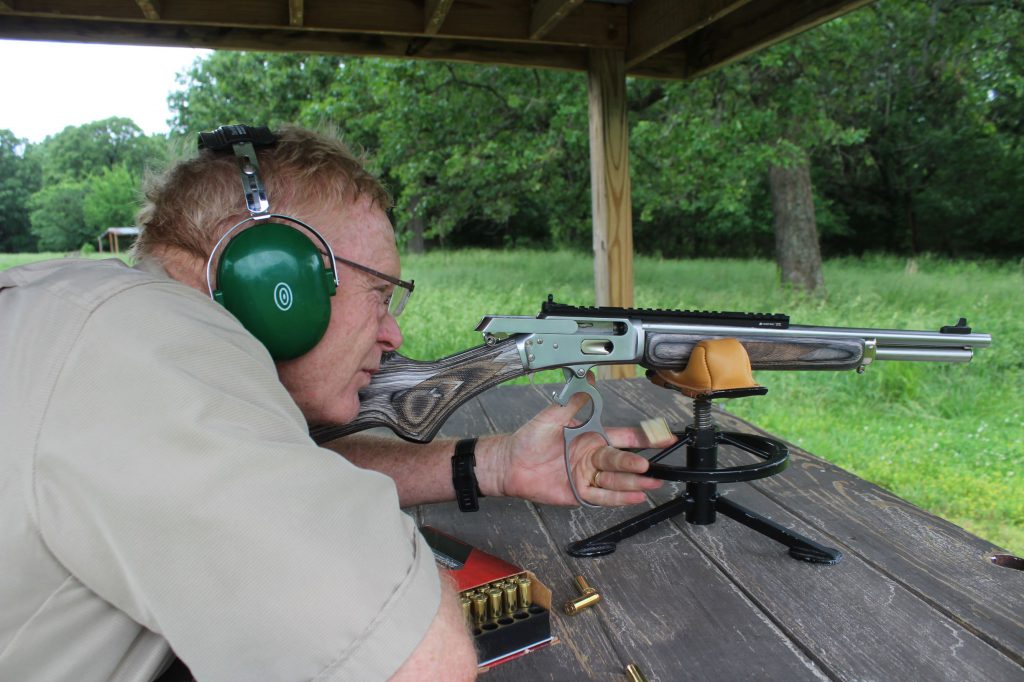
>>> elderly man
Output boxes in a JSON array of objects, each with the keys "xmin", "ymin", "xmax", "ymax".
[{"xmin": 0, "ymin": 125, "xmax": 665, "ymax": 681}]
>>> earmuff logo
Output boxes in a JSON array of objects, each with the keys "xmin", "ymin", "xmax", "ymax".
[{"xmin": 274, "ymin": 282, "xmax": 294, "ymax": 311}]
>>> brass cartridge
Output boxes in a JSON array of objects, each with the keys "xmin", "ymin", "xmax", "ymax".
[
  {"xmin": 517, "ymin": 577, "xmax": 532, "ymax": 609},
  {"xmin": 459, "ymin": 597, "xmax": 472, "ymax": 625},
  {"xmin": 502, "ymin": 583, "xmax": 518, "ymax": 615},
  {"xmin": 625, "ymin": 663, "xmax": 650, "ymax": 682},
  {"xmin": 485, "ymin": 588, "xmax": 503, "ymax": 621},
  {"xmin": 471, "ymin": 593, "xmax": 487, "ymax": 625}
]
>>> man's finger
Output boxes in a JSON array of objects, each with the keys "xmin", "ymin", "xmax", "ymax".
[{"xmin": 605, "ymin": 424, "xmax": 677, "ymax": 450}]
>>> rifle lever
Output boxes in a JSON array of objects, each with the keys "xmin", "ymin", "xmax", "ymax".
[{"xmin": 556, "ymin": 366, "xmax": 607, "ymax": 508}]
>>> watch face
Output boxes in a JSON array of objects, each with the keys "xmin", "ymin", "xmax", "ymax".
[{"xmin": 420, "ymin": 526, "xmax": 472, "ymax": 569}]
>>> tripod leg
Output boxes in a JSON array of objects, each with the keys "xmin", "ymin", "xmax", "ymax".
[
  {"xmin": 567, "ymin": 495, "xmax": 691, "ymax": 558},
  {"xmin": 716, "ymin": 496, "xmax": 843, "ymax": 565}
]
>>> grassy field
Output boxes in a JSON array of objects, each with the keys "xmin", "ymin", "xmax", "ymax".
[{"xmin": 4, "ymin": 250, "xmax": 1021, "ymax": 554}]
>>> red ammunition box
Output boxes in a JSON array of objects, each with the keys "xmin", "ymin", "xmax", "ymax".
[{"xmin": 420, "ymin": 526, "xmax": 556, "ymax": 670}]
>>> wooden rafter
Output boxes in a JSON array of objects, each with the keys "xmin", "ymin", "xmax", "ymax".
[
  {"xmin": 0, "ymin": 0, "xmax": 876, "ymax": 81},
  {"xmin": 633, "ymin": 0, "xmax": 877, "ymax": 80},
  {"xmin": 134, "ymin": 0, "xmax": 160, "ymax": 21},
  {"xmin": 626, "ymin": 0, "xmax": 752, "ymax": 69},
  {"xmin": 529, "ymin": 0, "xmax": 583, "ymax": 40},
  {"xmin": 289, "ymin": 0, "xmax": 303, "ymax": 28},
  {"xmin": 424, "ymin": 0, "xmax": 454, "ymax": 35}
]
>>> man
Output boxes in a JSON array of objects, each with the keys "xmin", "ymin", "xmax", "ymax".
[{"xmin": 0, "ymin": 125, "xmax": 667, "ymax": 680}]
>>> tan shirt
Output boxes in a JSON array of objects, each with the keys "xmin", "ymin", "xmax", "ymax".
[{"xmin": 0, "ymin": 258, "xmax": 439, "ymax": 681}]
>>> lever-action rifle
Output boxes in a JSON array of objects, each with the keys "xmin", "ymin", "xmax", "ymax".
[{"xmin": 310, "ymin": 297, "xmax": 991, "ymax": 463}]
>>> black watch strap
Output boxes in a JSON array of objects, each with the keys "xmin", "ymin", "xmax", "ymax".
[{"xmin": 451, "ymin": 438, "xmax": 483, "ymax": 512}]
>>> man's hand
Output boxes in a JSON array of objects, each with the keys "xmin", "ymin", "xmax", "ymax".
[{"xmin": 481, "ymin": 382, "xmax": 676, "ymax": 507}]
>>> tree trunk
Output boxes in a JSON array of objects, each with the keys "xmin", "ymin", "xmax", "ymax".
[
  {"xmin": 405, "ymin": 194, "xmax": 425, "ymax": 254},
  {"xmin": 769, "ymin": 156, "xmax": 826, "ymax": 296}
]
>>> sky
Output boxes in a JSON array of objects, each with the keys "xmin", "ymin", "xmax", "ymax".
[{"xmin": 0, "ymin": 39, "xmax": 211, "ymax": 143}]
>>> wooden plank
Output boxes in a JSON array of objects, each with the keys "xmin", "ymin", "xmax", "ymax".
[
  {"xmin": 467, "ymin": 383, "xmax": 831, "ymax": 680},
  {"xmin": 596, "ymin": 379, "xmax": 1024, "ymax": 677},
  {"xmin": 626, "ymin": 0, "xmax": 751, "ymax": 68},
  {"xmin": 709, "ymin": 409, "xmax": 1024, "ymax": 665},
  {"xmin": 586, "ymin": 49, "xmax": 634, "ymax": 381},
  {"xmin": 529, "ymin": 0, "xmax": 582, "ymax": 40},
  {"xmin": 2, "ymin": 0, "xmax": 628, "ymax": 49},
  {"xmin": 0, "ymin": 16, "xmax": 591, "ymax": 72},
  {"xmin": 631, "ymin": 0, "xmax": 876, "ymax": 80}
]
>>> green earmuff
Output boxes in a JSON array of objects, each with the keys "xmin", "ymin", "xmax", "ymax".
[{"xmin": 211, "ymin": 220, "xmax": 338, "ymax": 360}]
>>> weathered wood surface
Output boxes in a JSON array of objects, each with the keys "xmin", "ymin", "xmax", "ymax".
[{"xmin": 417, "ymin": 378, "xmax": 1024, "ymax": 681}]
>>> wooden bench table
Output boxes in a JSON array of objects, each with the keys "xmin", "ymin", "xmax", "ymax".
[{"xmin": 414, "ymin": 378, "xmax": 1023, "ymax": 681}]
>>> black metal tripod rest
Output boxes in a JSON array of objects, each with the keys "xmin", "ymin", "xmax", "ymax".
[{"xmin": 567, "ymin": 396, "xmax": 843, "ymax": 565}]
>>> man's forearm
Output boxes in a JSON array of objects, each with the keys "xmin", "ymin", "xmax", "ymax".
[{"xmin": 323, "ymin": 433, "xmax": 506, "ymax": 508}]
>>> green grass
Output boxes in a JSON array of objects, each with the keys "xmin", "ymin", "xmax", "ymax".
[{"xmin": 5, "ymin": 249, "xmax": 1021, "ymax": 554}]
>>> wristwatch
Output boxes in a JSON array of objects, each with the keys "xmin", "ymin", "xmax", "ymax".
[{"xmin": 451, "ymin": 438, "xmax": 483, "ymax": 512}]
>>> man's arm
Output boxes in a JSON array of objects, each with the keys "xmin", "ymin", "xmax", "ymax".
[
  {"xmin": 324, "ymin": 389, "xmax": 672, "ymax": 508},
  {"xmin": 391, "ymin": 577, "xmax": 477, "ymax": 681}
]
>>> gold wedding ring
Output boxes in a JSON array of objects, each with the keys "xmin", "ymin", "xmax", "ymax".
[{"xmin": 591, "ymin": 470, "xmax": 603, "ymax": 488}]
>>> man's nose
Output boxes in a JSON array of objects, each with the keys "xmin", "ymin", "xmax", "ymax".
[{"xmin": 379, "ymin": 310, "xmax": 403, "ymax": 351}]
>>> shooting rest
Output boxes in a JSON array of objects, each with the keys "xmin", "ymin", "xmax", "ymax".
[{"xmin": 567, "ymin": 338, "xmax": 843, "ymax": 565}]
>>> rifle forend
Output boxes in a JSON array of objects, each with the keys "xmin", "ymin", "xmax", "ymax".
[{"xmin": 309, "ymin": 298, "xmax": 991, "ymax": 445}]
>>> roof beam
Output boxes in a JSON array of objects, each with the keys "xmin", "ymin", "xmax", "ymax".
[
  {"xmin": 289, "ymin": 0, "xmax": 303, "ymax": 27},
  {"xmin": 134, "ymin": 0, "xmax": 160, "ymax": 21},
  {"xmin": 631, "ymin": 0, "xmax": 876, "ymax": 80},
  {"xmin": 0, "ymin": 15, "xmax": 591, "ymax": 72},
  {"xmin": 530, "ymin": 0, "xmax": 583, "ymax": 40},
  {"xmin": 626, "ymin": 0, "xmax": 752, "ymax": 68},
  {"xmin": 424, "ymin": 0, "xmax": 454, "ymax": 35}
]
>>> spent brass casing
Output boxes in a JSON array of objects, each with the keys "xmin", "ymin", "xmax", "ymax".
[
  {"xmin": 625, "ymin": 663, "xmax": 650, "ymax": 682},
  {"xmin": 471, "ymin": 593, "xmax": 487, "ymax": 625},
  {"xmin": 563, "ymin": 574, "xmax": 601, "ymax": 615},
  {"xmin": 517, "ymin": 577, "xmax": 532, "ymax": 608},
  {"xmin": 503, "ymin": 583, "xmax": 518, "ymax": 615},
  {"xmin": 459, "ymin": 597, "xmax": 472, "ymax": 625},
  {"xmin": 563, "ymin": 591, "xmax": 601, "ymax": 614},
  {"xmin": 486, "ymin": 588, "xmax": 503, "ymax": 621}
]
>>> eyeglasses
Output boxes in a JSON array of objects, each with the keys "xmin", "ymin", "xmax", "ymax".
[{"xmin": 326, "ymin": 252, "xmax": 415, "ymax": 317}]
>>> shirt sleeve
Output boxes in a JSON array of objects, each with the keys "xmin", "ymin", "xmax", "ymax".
[{"xmin": 32, "ymin": 282, "xmax": 441, "ymax": 681}]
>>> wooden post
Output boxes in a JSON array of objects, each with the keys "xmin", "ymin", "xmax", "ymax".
[{"xmin": 587, "ymin": 49, "xmax": 635, "ymax": 380}]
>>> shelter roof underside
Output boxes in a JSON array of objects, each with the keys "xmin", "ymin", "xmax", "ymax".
[{"xmin": 0, "ymin": 0, "xmax": 873, "ymax": 80}]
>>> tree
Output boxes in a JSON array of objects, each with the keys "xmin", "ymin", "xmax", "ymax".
[
  {"xmin": 812, "ymin": 0, "xmax": 1024, "ymax": 256},
  {"xmin": 0, "ymin": 130, "xmax": 40, "ymax": 252},
  {"xmin": 32, "ymin": 117, "xmax": 164, "ymax": 185},
  {"xmin": 83, "ymin": 164, "xmax": 142, "ymax": 234},
  {"xmin": 168, "ymin": 51, "xmax": 343, "ymax": 134},
  {"xmin": 29, "ymin": 180, "xmax": 90, "ymax": 251}
]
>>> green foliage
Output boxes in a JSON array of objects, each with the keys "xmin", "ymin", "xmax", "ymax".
[
  {"xmin": 31, "ymin": 117, "xmax": 164, "ymax": 185},
  {"xmin": 19, "ymin": 119, "xmax": 167, "ymax": 252},
  {"xmin": 82, "ymin": 164, "xmax": 142, "ymax": 234},
  {"xmin": 0, "ymin": 129, "xmax": 40, "ymax": 252},
  {"xmin": 305, "ymin": 60, "xmax": 593, "ymax": 249},
  {"xmin": 168, "ymin": 51, "xmax": 343, "ymax": 134},
  {"xmin": 28, "ymin": 180, "xmax": 90, "ymax": 251}
]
